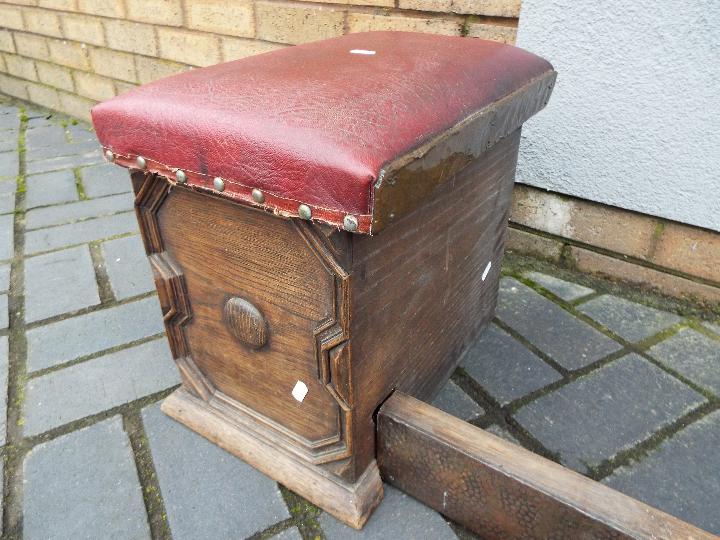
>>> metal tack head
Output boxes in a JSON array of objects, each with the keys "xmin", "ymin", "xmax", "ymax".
[
  {"xmin": 104, "ymin": 150, "xmax": 114, "ymax": 162},
  {"xmin": 251, "ymin": 188, "xmax": 265, "ymax": 203},
  {"xmin": 135, "ymin": 156, "xmax": 147, "ymax": 169},
  {"xmin": 213, "ymin": 177, "xmax": 225, "ymax": 192},
  {"xmin": 343, "ymin": 215, "xmax": 358, "ymax": 232},
  {"xmin": 176, "ymin": 170, "xmax": 187, "ymax": 184},
  {"xmin": 298, "ymin": 204, "xmax": 312, "ymax": 220}
]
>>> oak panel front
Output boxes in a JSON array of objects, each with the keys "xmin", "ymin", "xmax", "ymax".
[{"xmin": 157, "ymin": 188, "xmax": 341, "ymax": 445}]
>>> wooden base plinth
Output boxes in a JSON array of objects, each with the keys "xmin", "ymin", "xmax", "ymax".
[{"xmin": 161, "ymin": 387, "xmax": 384, "ymax": 529}]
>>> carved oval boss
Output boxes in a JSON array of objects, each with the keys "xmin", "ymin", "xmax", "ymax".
[{"xmin": 223, "ymin": 297, "xmax": 269, "ymax": 349}]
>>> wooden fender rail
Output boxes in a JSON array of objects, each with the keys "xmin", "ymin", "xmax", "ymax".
[{"xmin": 377, "ymin": 392, "xmax": 716, "ymax": 540}]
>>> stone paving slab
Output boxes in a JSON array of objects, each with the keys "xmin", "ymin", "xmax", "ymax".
[
  {"xmin": 25, "ymin": 339, "xmax": 179, "ymax": 436},
  {"xmin": 23, "ymin": 416, "xmax": 151, "ymax": 540},
  {"xmin": 648, "ymin": 328, "xmax": 720, "ymax": 395},
  {"xmin": 703, "ymin": 321, "xmax": 720, "ymax": 336},
  {"xmin": 272, "ymin": 526, "xmax": 302, "ymax": 539},
  {"xmin": 0, "ymin": 336, "xmax": 8, "ymax": 446},
  {"xmin": 497, "ymin": 278, "xmax": 622, "ymax": 370},
  {"xmin": 604, "ymin": 409, "xmax": 720, "ymax": 535},
  {"xmin": 578, "ymin": 294, "xmax": 683, "ymax": 342},
  {"xmin": 81, "ymin": 163, "xmax": 133, "ymax": 198},
  {"xmin": 0, "ymin": 150, "xmax": 18, "ymax": 179},
  {"xmin": 0, "ymin": 213, "xmax": 13, "ymax": 261},
  {"xmin": 142, "ymin": 403, "xmax": 290, "ymax": 539},
  {"xmin": 24, "ymin": 245, "xmax": 100, "ymax": 322},
  {"xmin": 462, "ymin": 323, "xmax": 561, "ymax": 405},
  {"xmin": 25, "ymin": 212, "xmax": 137, "ymax": 255},
  {"xmin": 525, "ymin": 271, "xmax": 595, "ymax": 302},
  {"xmin": 26, "ymin": 296, "xmax": 165, "ymax": 372},
  {"xmin": 26, "ymin": 191, "xmax": 134, "ymax": 230},
  {"xmin": 25, "ymin": 151, "xmax": 104, "ymax": 176},
  {"xmin": 25, "ymin": 125, "xmax": 67, "ymax": 150},
  {"xmin": 0, "ymin": 263, "xmax": 9, "ymax": 292},
  {"xmin": 515, "ymin": 354, "xmax": 706, "ymax": 473},
  {"xmin": 102, "ymin": 234, "xmax": 155, "ymax": 300},
  {"xmin": 0, "ymin": 293, "xmax": 8, "ymax": 330},
  {"xmin": 486, "ymin": 424, "xmax": 520, "ymax": 444},
  {"xmin": 0, "ymin": 139, "xmax": 16, "ymax": 152},
  {"xmin": 25, "ymin": 170, "xmax": 78, "ymax": 209},
  {"xmin": 319, "ymin": 485, "xmax": 456, "ymax": 539},
  {"xmin": 25, "ymin": 140, "xmax": 99, "ymax": 162},
  {"xmin": 431, "ymin": 380, "xmax": 484, "ymax": 421}
]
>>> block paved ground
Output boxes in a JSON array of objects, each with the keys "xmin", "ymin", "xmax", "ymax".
[{"xmin": 0, "ymin": 98, "xmax": 719, "ymax": 538}]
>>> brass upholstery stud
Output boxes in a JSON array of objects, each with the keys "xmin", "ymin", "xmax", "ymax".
[
  {"xmin": 176, "ymin": 170, "xmax": 187, "ymax": 184},
  {"xmin": 104, "ymin": 150, "xmax": 114, "ymax": 162},
  {"xmin": 343, "ymin": 215, "xmax": 358, "ymax": 232},
  {"xmin": 136, "ymin": 156, "xmax": 147, "ymax": 169},
  {"xmin": 213, "ymin": 177, "xmax": 225, "ymax": 192},
  {"xmin": 298, "ymin": 204, "xmax": 312, "ymax": 220},
  {"xmin": 251, "ymin": 188, "xmax": 265, "ymax": 203}
]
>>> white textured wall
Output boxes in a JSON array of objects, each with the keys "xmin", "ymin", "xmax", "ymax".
[{"xmin": 515, "ymin": 0, "xmax": 720, "ymax": 232}]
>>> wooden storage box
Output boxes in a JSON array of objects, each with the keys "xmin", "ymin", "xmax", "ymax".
[{"xmin": 91, "ymin": 31, "xmax": 555, "ymax": 528}]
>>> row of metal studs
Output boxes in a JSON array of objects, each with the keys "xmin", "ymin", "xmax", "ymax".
[{"xmin": 106, "ymin": 151, "xmax": 360, "ymax": 232}]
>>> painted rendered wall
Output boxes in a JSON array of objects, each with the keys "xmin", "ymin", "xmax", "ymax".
[{"xmin": 515, "ymin": 1, "xmax": 720, "ymax": 232}]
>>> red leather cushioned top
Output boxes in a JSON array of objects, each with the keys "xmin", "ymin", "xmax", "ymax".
[{"xmin": 92, "ymin": 32, "xmax": 552, "ymax": 229}]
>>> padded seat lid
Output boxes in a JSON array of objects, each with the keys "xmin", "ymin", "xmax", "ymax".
[{"xmin": 91, "ymin": 31, "xmax": 554, "ymax": 234}]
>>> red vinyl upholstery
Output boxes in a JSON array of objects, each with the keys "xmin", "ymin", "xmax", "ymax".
[{"xmin": 92, "ymin": 31, "xmax": 552, "ymax": 233}]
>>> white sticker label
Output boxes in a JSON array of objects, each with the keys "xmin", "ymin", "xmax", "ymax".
[
  {"xmin": 481, "ymin": 261, "xmax": 492, "ymax": 281},
  {"xmin": 292, "ymin": 381, "xmax": 308, "ymax": 402},
  {"xmin": 350, "ymin": 49, "xmax": 376, "ymax": 55}
]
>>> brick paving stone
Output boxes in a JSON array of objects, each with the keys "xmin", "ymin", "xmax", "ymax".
[
  {"xmin": 603, "ymin": 409, "xmax": 720, "ymax": 535},
  {"xmin": 272, "ymin": 527, "xmax": 302, "ymax": 539},
  {"xmin": 525, "ymin": 271, "xmax": 595, "ymax": 302},
  {"xmin": 497, "ymin": 278, "xmax": 621, "ymax": 370},
  {"xmin": 648, "ymin": 328, "xmax": 720, "ymax": 395},
  {"xmin": 25, "ymin": 212, "xmax": 137, "ymax": 255},
  {"xmin": 25, "ymin": 151, "xmax": 104, "ymax": 176},
  {"xmin": 26, "ymin": 140, "xmax": 100, "ymax": 162},
  {"xmin": 0, "ymin": 112, "xmax": 19, "ymax": 131},
  {"xmin": 462, "ymin": 324, "xmax": 561, "ymax": 405},
  {"xmin": 0, "ymin": 190, "xmax": 14, "ymax": 214},
  {"xmin": 431, "ymin": 380, "xmax": 484, "ymax": 421},
  {"xmin": 67, "ymin": 124, "xmax": 97, "ymax": 143},
  {"xmin": 0, "ymin": 214, "xmax": 13, "ymax": 260},
  {"xmin": 23, "ymin": 417, "xmax": 151, "ymax": 540},
  {"xmin": 703, "ymin": 321, "xmax": 720, "ymax": 336},
  {"xmin": 142, "ymin": 403, "xmax": 290, "ymax": 539},
  {"xmin": 25, "ymin": 125, "xmax": 67, "ymax": 150},
  {"xmin": 82, "ymin": 163, "xmax": 133, "ymax": 198},
  {"xmin": 0, "ymin": 294, "xmax": 7, "ymax": 330},
  {"xmin": 578, "ymin": 295, "xmax": 683, "ymax": 342},
  {"xmin": 0, "ymin": 151, "xmax": 18, "ymax": 179},
  {"xmin": 319, "ymin": 485, "xmax": 456, "ymax": 539},
  {"xmin": 0, "ymin": 337, "xmax": 8, "ymax": 446},
  {"xmin": 26, "ymin": 296, "xmax": 165, "ymax": 372},
  {"xmin": 25, "ymin": 170, "xmax": 78, "ymax": 209},
  {"xmin": 486, "ymin": 424, "xmax": 520, "ymax": 445},
  {"xmin": 0, "ymin": 178, "xmax": 16, "ymax": 194},
  {"xmin": 514, "ymin": 354, "xmax": 706, "ymax": 473},
  {"xmin": 24, "ymin": 245, "xmax": 100, "ymax": 322},
  {"xmin": 26, "ymin": 192, "xmax": 134, "ymax": 230},
  {"xmin": 0, "ymin": 139, "xmax": 16, "ymax": 153},
  {"xmin": 25, "ymin": 339, "xmax": 179, "ymax": 436},
  {"xmin": 26, "ymin": 116, "xmax": 53, "ymax": 129},
  {"xmin": 102, "ymin": 234, "xmax": 154, "ymax": 300},
  {"xmin": 0, "ymin": 264, "xmax": 9, "ymax": 292}
]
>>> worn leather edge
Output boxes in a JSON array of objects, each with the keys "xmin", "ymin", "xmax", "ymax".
[{"xmin": 370, "ymin": 70, "xmax": 557, "ymax": 233}]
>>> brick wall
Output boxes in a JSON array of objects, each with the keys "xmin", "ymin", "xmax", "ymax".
[{"xmin": 0, "ymin": 0, "xmax": 520, "ymax": 121}]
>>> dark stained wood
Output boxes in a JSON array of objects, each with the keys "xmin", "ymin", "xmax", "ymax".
[
  {"xmin": 372, "ymin": 71, "xmax": 555, "ymax": 231},
  {"xmin": 378, "ymin": 392, "xmax": 717, "ymax": 540},
  {"xmin": 223, "ymin": 297, "xmax": 269, "ymax": 349},
  {"xmin": 130, "ymin": 130, "xmax": 521, "ymax": 527},
  {"xmin": 347, "ymin": 130, "xmax": 521, "ymax": 480}
]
